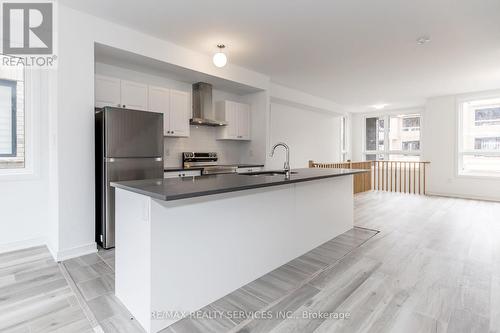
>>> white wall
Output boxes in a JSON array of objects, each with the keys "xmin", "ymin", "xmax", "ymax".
[
  {"xmin": 267, "ymin": 102, "xmax": 341, "ymax": 169},
  {"xmin": 423, "ymin": 92, "xmax": 500, "ymax": 201}
]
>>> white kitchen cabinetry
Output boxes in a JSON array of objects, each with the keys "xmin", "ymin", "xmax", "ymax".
[
  {"xmin": 95, "ymin": 75, "xmax": 121, "ymax": 108},
  {"xmin": 120, "ymin": 80, "xmax": 148, "ymax": 111},
  {"xmin": 216, "ymin": 101, "xmax": 251, "ymax": 141},
  {"xmin": 168, "ymin": 89, "xmax": 190, "ymax": 137},
  {"xmin": 148, "ymin": 86, "xmax": 190, "ymax": 137},
  {"xmin": 95, "ymin": 76, "xmax": 148, "ymax": 110},
  {"xmin": 95, "ymin": 75, "xmax": 191, "ymax": 137},
  {"xmin": 164, "ymin": 170, "xmax": 201, "ymax": 178}
]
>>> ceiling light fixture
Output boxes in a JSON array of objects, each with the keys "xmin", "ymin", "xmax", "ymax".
[
  {"xmin": 416, "ymin": 36, "xmax": 431, "ymax": 45},
  {"xmin": 372, "ymin": 104, "xmax": 388, "ymax": 110},
  {"xmin": 213, "ymin": 44, "xmax": 227, "ymax": 68}
]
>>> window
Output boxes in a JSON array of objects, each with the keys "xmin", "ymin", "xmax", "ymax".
[
  {"xmin": 340, "ymin": 116, "xmax": 348, "ymax": 161},
  {"xmin": 458, "ymin": 98, "xmax": 500, "ymax": 176},
  {"xmin": 0, "ymin": 56, "xmax": 25, "ymax": 170},
  {"xmin": 364, "ymin": 112, "xmax": 422, "ymax": 161}
]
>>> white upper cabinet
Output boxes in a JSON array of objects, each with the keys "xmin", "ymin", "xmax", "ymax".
[
  {"xmin": 95, "ymin": 75, "xmax": 121, "ymax": 108},
  {"xmin": 148, "ymin": 86, "xmax": 171, "ymax": 135},
  {"xmin": 148, "ymin": 86, "xmax": 190, "ymax": 137},
  {"xmin": 216, "ymin": 101, "xmax": 251, "ymax": 141},
  {"xmin": 120, "ymin": 80, "xmax": 148, "ymax": 111},
  {"xmin": 238, "ymin": 103, "xmax": 250, "ymax": 140},
  {"xmin": 169, "ymin": 89, "xmax": 190, "ymax": 137},
  {"xmin": 95, "ymin": 75, "xmax": 191, "ymax": 138}
]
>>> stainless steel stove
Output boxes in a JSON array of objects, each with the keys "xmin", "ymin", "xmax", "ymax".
[{"xmin": 182, "ymin": 152, "xmax": 238, "ymax": 175}]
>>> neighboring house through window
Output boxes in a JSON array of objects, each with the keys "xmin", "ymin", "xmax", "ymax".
[
  {"xmin": 458, "ymin": 97, "xmax": 500, "ymax": 176},
  {"xmin": 0, "ymin": 56, "xmax": 25, "ymax": 170},
  {"xmin": 364, "ymin": 111, "xmax": 422, "ymax": 161}
]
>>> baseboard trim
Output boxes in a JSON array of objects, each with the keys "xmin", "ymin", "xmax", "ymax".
[
  {"xmin": 0, "ymin": 237, "xmax": 46, "ymax": 254},
  {"xmin": 54, "ymin": 242, "xmax": 97, "ymax": 262},
  {"xmin": 427, "ymin": 191, "xmax": 500, "ymax": 203}
]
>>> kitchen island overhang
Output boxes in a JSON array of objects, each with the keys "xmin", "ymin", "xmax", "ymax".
[{"xmin": 111, "ymin": 168, "xmax": 366, "ymax": 333}]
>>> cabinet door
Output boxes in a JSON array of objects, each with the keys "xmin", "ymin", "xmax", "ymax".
[
  {"xmin": 95, "ymin": 75, "xmax": 121, "ymax": 108},
  {"xmin": 120, "ymin": 80, "xmax": 148, "ymax": 111},
  {"xmin": 169, "ymin": 89, "xmax": 190, "ymax": 137},
  {"xmin": 225, "ymin": 101, "xmax": 239, "ymax": 139},
  {"xmin": 148, "ymin": 86, "xmax": 170, "ymax": 136},
  {"xmin": 237, "ymin": 103, "xmax": 250, "ymax": 140}
]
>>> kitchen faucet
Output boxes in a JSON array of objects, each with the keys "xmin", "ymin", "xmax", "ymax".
[{"xmin": 270, "ymin": 142, "xmax": 291, "ymax": 179}]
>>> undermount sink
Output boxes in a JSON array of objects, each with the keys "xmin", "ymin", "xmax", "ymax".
[{"xmin": 240, "ymin": 170, "xmax": 298, "ymax": 176}]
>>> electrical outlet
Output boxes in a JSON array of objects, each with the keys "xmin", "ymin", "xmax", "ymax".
[{"xmin": 165, "ymin": 149, "xmax": 170, "ymax": 156}]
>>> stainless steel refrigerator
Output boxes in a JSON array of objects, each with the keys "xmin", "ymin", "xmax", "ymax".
[{"xmin": 95, "ymin": 107, "xmax": 164, "ymax": 248}]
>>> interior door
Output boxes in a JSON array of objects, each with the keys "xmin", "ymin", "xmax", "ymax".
[
  {"xmin": 169, "ymin": 89, "xmax": 190, "ymax": 137},
  {"xmin": 95, "ymin": 75, "xmax": 121, "ymax": 108},
  {"xmin": 120, "ymin": 80, "xmax": 148, "ymax": 111},
  {"xmin": 149, "ymin": 86, "xmax": 170, "ymax": 136}
]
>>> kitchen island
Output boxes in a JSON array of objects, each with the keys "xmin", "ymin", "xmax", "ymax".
[{"xmin": 111, "ymin": 168, "xmax": 366, "ymax": 333}]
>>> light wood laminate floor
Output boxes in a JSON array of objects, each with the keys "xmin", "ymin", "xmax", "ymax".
[{"xmin": 2, "ymin": 192, "xmax": 500, "ymax": 332}]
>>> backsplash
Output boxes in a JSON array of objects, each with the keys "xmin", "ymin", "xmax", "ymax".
[{"xmin": 164, "ymin": 126, "xmax": 246, "ymax": 167}]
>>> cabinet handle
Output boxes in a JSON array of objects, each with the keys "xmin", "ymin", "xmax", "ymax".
[
  {"xmin": 172, "ymin": 131, "xmax": 175, "ymax": 134},
  {"xmin": 122, "ymin": 104, "xmax": 126, "ymax": 108}
]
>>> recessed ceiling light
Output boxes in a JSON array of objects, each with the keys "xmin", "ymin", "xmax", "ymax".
[
  {"xmin": 213, "ymin": 44, "xmax": 227, "ymax": 68},
  {"xmin": 372, "ymin": 104, "xmax": 388, "ymax": 110},
  {"xmin": 416, "ymin": 36, "xmax": 431, "ymax": 45}
]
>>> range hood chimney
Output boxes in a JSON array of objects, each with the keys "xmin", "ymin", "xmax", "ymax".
[{"xmin": 190, "ymin": 82, "xmax": 227, "ymax": 127}]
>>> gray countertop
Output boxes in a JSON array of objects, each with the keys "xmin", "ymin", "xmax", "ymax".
[{"xmin": 111, "ymin": 168, "xmax": 368, "ymax": 201}]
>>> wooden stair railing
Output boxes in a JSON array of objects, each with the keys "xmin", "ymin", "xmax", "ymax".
[
  {"xmin": 308, "ymin": 160, "xmax": 372, "ymax": 194},
  {"xmin": 308, "ymin": 160, "xmax": 431, "ymax": 195},
  {"xmin": 373, "ymin": 161, "xmax": 430, "ymax": 195}
]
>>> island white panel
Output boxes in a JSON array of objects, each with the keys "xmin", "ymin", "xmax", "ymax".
[
  {"xmin": 115, "ymin": 176, "xmax": 353, "ymax": 333},
  {"xmin": 114, "ymin": 189, "xmax": 152, "ymax": 333}
]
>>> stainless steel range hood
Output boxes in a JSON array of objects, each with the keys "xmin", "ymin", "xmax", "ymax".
[{"xmin": 190, "ymin": 82, "xmax": 227, "ymax": 126}]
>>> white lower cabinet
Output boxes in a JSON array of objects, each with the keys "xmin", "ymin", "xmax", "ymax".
[{"xmin": 164, "ymin": 170, "xmax": 201, "ymax": 178}]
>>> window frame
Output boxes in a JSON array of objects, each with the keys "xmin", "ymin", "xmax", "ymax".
[
  {"xmin": 0, "ymin": 65, "xmax": 39, "ymax": 179},
  {"xmin": 362, "ymin": 109, "xmax": 423, "ymax": 161},
  {"xmin": 457, "ymin": 96, "xmax": 500, "ymax": 178},
  {"xmin": 340, "ymin": 115, "xmax": 349, "ymax": 162},
  {"xmin": 0, "ymin": 79, "xmax": 18, "ymax": 157}
]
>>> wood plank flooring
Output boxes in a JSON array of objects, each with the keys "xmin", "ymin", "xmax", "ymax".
[
  {"xmin": 0, "ymin": 246, "xmax": 94, "ymax": 332},
  {"xmin": 1, "ymin": 191, "xmax": 499, "ymax": 332}
]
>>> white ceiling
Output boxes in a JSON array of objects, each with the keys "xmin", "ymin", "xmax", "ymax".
[{"xmin": 61, "ymin": 0, "xmax": 500, "ymax": 111}]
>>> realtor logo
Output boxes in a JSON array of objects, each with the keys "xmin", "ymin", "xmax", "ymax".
[{"xmin": 2, "ymin": 2, "xmax": 53, "ymax": 54}]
